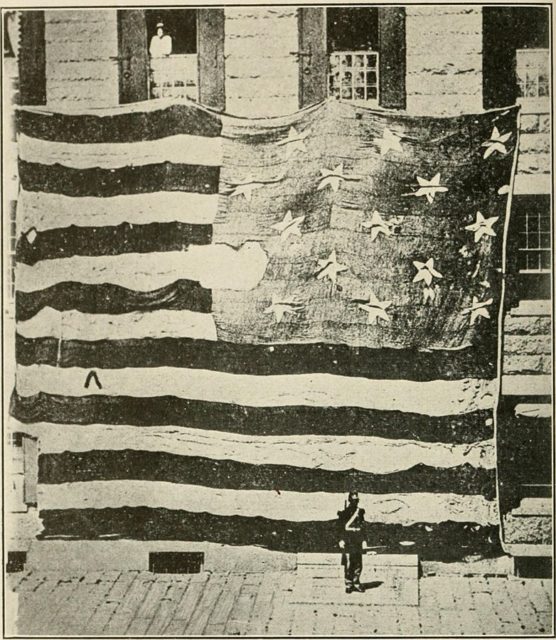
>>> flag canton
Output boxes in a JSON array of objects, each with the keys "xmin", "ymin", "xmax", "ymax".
[{"xmin": 215, "ymin": 101, "xmax": 519, "ymax": 353}]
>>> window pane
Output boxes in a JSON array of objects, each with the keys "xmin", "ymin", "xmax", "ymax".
[
  {"xmin": 342, "ymin": 87, "xmax": 353, "ymax": 100},
  {"xmin": 541, "ymin": 252, "xmax": 552, "ymax": 270},
  {"xmin": 367, "ymin": 71, "xmax": 377, "ymax": 85},
  {"xmin": 354, "ymin": 86, "xmax": 365, "ymax": 100},
  {"xmin": 540, "ymin": 233, "xmax": 551, "ymax": 249}
]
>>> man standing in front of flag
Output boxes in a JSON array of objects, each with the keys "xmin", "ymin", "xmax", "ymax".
[{"xmin": 338, "ymin": 490, "xmax": 366, "ymax": 593}]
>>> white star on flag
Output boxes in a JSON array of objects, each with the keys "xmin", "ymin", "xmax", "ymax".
[
  {"xmin": 461, "ymin": 296, "xmax": 493, "ymax": 325},
  {"xmin": 317, "ymin": 164, "xmax": 349, "ymax": 192},
  {"xmin": 227, "ymin": 178, "xmax": 263, "ymax": 202},
  {"xmin": 377, "ymin": 127, "xmax": 403, "ymax": 155},
  {"xmin": 271, "ymin": 210, "xmax": 305, "ymax": 241},
  {"xmin": 263, "ymin": 295, "xmax": 303, "ymax": 323},
  {"xmin": 276, "ymin": 126, "xmax": 309, "ymax": 158},
  {"xmin": 405, "ymin": 173, "xmax": 448, "ymax": 204},
  {"xmin": 413, "ymin": 258, "xmax": 443, "ymax": 286},
  {"xmin": 465, "ymin": 211, "xmax": 499, "ymax": 242},
  {"xmin": 361, "ymin": 210, "xmax": 393, "ymax": 241},
  {"xmin": 226, "ymin": 173, "xmax": 285, "ymax": 202},
  {"xmin": 482, "ymin": 126, "xmax": 512, "ymax": 159},
  {"xmin": 358, "ymin": 290, "xmax": 392, "ymax": 325},
  {"xmin": 315, "ymin": 249, "xmax": 348, "ymax": 285}
]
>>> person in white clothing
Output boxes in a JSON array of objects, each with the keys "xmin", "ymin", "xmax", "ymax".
[{"xmin": 149, "ymin": 22, "xmax": 172, "ymax": 57}]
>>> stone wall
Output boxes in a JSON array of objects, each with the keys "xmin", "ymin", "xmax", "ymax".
[
  {"xmin": 224, "ymin": 8, "xmax": 298, "ymax": 117},
  {"xmin": 45, "ymin": 10, "xmax": 119, "ymax": 108},
  {"xmin": 515, "ymin": 101, "xmax": 551, "ymax": 195},
  {"xmin": 405, "ymin": 5, "xmax": 482, "ymax": 115},
  {"xmin": 503, "ymin": 301, "xmax": 551, "ymax": 389}
]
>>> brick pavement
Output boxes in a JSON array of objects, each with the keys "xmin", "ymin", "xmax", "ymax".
[{"xmin": 8, "ymin": 567, "xmax": 553, "ymax": 636}]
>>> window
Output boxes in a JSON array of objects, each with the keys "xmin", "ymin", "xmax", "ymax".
[
  {"xmin": 508, "ymin": 196, "xmax": 551, "ymax": 300},
  {"xmin": 483, "ymin": 6, "xmax": 549, "ymax": 108},
  {"xmin": 327, "ymin": 8, "xmax": 380, "ymax": 105},
  {"xmin": 145, "ymin": 9, "xmax": 198, "ymax": 100},
  {"xmin": 516, "ymin": 49, "xmax": 550, "ymax": 99},
  {"xmin": 516, "ymin": 203, "xmax": 551, "ymax": 273},
  {"xmin": 298, "ymin": 8, "xmax": 404, "ymax": 110}
]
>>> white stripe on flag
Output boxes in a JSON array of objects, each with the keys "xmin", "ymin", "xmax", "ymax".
[
  {"xmin": 17, "ymin": 308, "xmax": 217, "ymax": 341},
  {"xmin": 16, "ymin": 364, "xmax": 497, "ymax": 415},
  {"xmin": 25, "ymin": 422, "xmax": 495, "ymax": 472},
  {"xmin": 16, "ymin": 242, "xmax": 268, "ymax": 293},
  {"xmin": 38, "ymin": 481, "xmax": 498, "ymax": 525},
  {"xmin": 17, "ymin": 189, "xmax": 219, "ymax": 234},
  {"xmin": 19, "ymin": 133, "xmax": 223, "ymax": 169}
]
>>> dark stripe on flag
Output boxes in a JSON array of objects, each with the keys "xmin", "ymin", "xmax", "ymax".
[
  {"xmin": 38, "ymin": 451, "xmax": 496, "ymax": 497},
  {"xmin": 16, "ymin": 280, "xmax": 212, "ymax": 322},
  {"xmin": 11, "ymin": 393, "xmax": 493, "ymax": 444},
  {"xmin": 38, "ymin": 507, "xmax": 502, "ymax": 561},
  {"xmin": 16, "ymin": 336, "xmax": 496, "ymax": 380},
  {"xmin": 19, "ymin": 161, "xmax": 220, "ymax": 197},
  {"xmin": 17, "ymin": 103, "xmax": 222, "ymax": 143},
  {"xmin": 16, "ymin": 222, "xmax": 213, "ymax": 265}
]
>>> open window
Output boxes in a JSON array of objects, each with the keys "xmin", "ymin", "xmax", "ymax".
[
  {"xmin": 146, "ymin": 9, "xmax": 198, "ymax": 100},
  {"xmin": 118, "ymin": 8, "xmax": 225, "ymax": 109}
]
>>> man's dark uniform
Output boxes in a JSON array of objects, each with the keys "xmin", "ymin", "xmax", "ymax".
[{"xmin": 338, "ymin": 493, "xmax": 365, "ymax": 592}]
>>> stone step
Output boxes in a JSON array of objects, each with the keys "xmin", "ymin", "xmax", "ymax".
[
  {"xmin": 511, "ymin": 498, "xmax": 552, "ymax": 517},
  {"xmin": 297, "ymin": 552, "xmax": 418, "ymax": 567}
]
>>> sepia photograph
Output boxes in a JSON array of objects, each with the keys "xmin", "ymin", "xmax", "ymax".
[{"xmin": 2, "ymin": 2, "xmax": 553, "ymax": 636}]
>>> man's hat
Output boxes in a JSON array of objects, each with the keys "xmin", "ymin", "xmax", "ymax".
[{"xmin": 156, "ymin": 22, "xmax": 164, "ymax": 28}]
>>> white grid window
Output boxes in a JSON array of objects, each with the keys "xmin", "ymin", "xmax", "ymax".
[
  {"xmin": 516, "ymin": 49, "xmax": 550, "ymax": 98},
  {"xmin": 517, "ymin": 207, "xmax": 551, "ymax": 272},
  {"xmin": 328, "ymin": 51, "xmax": 379, "ymax": 105},
  {"xmin": 149, "ymin": 55, "xmax": 198, "ymax": 100}
]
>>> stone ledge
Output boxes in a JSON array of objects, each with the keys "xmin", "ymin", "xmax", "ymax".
[
  {"xmin": 501, "ymin": 374, "xmax": 552, "ymax": 396},
  {"xmin": 514, "ymin": 172, "xmax": 551, "ymax": 194},
  {"xmin": 421, "ymin": 555, "xmax": 513, "ymax": 576},
  {"xmin": 515, "ymin": 403, "xmax": 552, "ymax": 418},
  {"xmin": 509, "ymin": 300, "xmax": 551, "ymax": 317},
  {"xmin": 26, "ymin": 540, "xmax": 296, "ymax": 572}
]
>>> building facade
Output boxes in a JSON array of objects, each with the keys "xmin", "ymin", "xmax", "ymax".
[{"xmin": 8, "ymin": 5, "xmax": 552, "ymax": 570}]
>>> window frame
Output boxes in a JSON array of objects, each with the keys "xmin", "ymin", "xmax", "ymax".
[{"xmin": 298, "ymin": 7, "xmax": 405, "ymax": 110}]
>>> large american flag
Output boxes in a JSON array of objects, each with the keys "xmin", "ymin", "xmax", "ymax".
[{"xmin": 12, "ymin": 98, "xmax": 519, "ymax": 561}]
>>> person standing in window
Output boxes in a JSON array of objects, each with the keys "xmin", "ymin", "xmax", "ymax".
[
  {"xmin": 149, "ymin": 22, "xmax": 172, "ymax": 57},
  {"xmin": 338, "ymin": 490, "xmax": 366, "ymax": 593}
]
